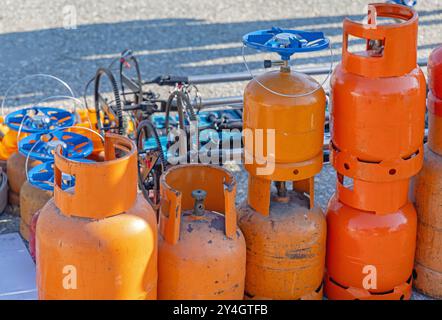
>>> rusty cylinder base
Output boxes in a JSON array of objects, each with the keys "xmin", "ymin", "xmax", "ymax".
[
  {"xmin": 158, "ymin": 209, "xmax": 246, "ymax": 300},
  {"xmin": 237, "ymin": 190, "xmax": 326, "ymax": 300},
  {"xmin": 414, "ymin": 262, "xmax": 442, "ymax": 299},
  {"xmin": 413, "ymin": 146, "xmax": 442, "ymax": 298}
]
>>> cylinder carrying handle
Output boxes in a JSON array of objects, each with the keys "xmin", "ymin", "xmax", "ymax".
[
  {"xmin": 342, "ymin": 3, "xmax": 418, "ymax": 78},
  {"xmin": 53, "ymin": 133, "xmax": 137, "ymax": 219},
  {"xmin": 159, "ymin": 164, "xmax": 237, "ymax": 245}
]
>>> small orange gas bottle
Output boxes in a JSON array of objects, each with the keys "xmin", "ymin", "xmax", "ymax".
[
  {"xmin": 157, "ymin": 164, "xmax": 246, "ymax": 300},
  {"xmin": 325, "ymin": 3, "xmax": 425, "ymax": 300},
  {"xmin": 413, "ymin": 45, "xmax": 442, "ymax": 299},
  {"xmin": 237, "ymin": 28, "xmax": 329, "ymax": 300},
  {"xmin": 36, "ymin": 134, "xmax": 158, "ymax": 300}
]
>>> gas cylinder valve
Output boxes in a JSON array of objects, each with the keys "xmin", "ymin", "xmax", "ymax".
[
  {"xmin": 263, "ymin": 59, "xmax": 289, "ymax": 71},
  {"xmin": 191, "ymin": 189, "xmax": 207, "ymax": 216}
]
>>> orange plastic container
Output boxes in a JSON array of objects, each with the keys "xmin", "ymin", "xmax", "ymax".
[
  {"xmin": 36, "ymin": 134, "xmax": 157, "ymax": 300},
  {"xmin": 325, "ymin": 195, "xmax": 416, "ymax": 300},
  {"xmin": 158, "ymin": 164, "xmax": 246, "ymax": 300},
  {"xmin": 330, "ymin": 3, "xmax": 426, "ymax": 210}
]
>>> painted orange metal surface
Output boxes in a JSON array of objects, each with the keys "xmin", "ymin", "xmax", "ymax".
[
  {"xmin": 413, "ymin": 147, "xmax": 442, "ymax": 299},
  {"xmin": 428, "ymin": 45, "xmax": 442, "ymax": 100},
  {"xmin": 240, "ymin": 52, "xmax": 327, "ymax": 299},
  {"xmin": 410, "ymin": 46, "xmax": 442, "ymax": 299},
  {"xmin": 325, "ymin": 195, "xmax": 416, "ymax": 300},
  {"xmin": 330, "ymin": 4, "xmax": 426, "ymax": 189},
  {"xmin": 36, "ymin": 134, "xmax": 157, "ymax": 300},
  {"xmin": 0, "ymin": 129, "xmax": 26, "ymax": 160},
  {"xmin": 238, "ymin": 180, "xmax": 326, "ymax": 300},
  {"xmin": 324, "ymin": 273, "xmax": 412, "ymax": 300},
  {"xmin": 6, "ymin": 152, "xmax": 40, "ymax": 197},
  {"xmin": 19, "ymin": 181, "xmax": 52, "ymax": 241},
  {"xmin": 427, "ymin": 93, "xmax": 442, "ymax": 155},
  {"xmin": 71, "ymin": 109, "xmax": 105, "ymax": 159},
  {"xmin": 158, "ymin": 164, "xmax": 246, "ymax": 300},
  {"xmin": 243, "ymin": 69, "xmax": 325, "ymax": 215},
  {"xmin": 335, "ymin": 174, "xmax": 409, "ymax": 214}
]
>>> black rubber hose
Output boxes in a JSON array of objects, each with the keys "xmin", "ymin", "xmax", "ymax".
[
  {"xmin": 136, "ymin": 119, "xmax": 167, "ymax": 168},
  {"xmin": 84, "ymin": 57, "xmax": 120, "ymax": 112},
  {"xmin": 119, "ymin": 53, "xmax": 143, "ymax": 106},
  {"xmin": 164, "ymin": 91, "xmax": 185, "ymax": 135},
  {"xmin": 94, "ymin": 67, "xmax": 124, "ymax": 135}
]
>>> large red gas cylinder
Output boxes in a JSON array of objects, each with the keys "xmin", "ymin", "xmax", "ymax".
[
  {"xmin": 413, "ymin": 45, "xmax": 442, "ymax": 298},
  {"xmin": 36, "ymin": 134, "xmax": 157, "ymax": 300},
  {"xmin": 325, "ymin": 3, "xmax": 425, "ymax": 300},
  {"xmin": 237, "ymin": 28, "xmax": 328, "ymax": 299},
  {"xmin": 158, "ymin": 164, "xmax": 246, "ymax": 300},
  {"xmin": 326, "ymin": 196, "xmax": 416, "ymax": 300}
]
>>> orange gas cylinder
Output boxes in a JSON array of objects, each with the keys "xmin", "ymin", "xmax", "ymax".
[
  {"xmin": 238, "ymin": 28, "xmax": 329, "ymax": 300},
  {"xmin": 412, "ymin": 45, "xmax": 442, "ymax": 298},
  {"xmin": 68, "ymin": 124, "xmax": 105, "ymax": 161},
  {"xmin": 325, "ymin": 4, "xmax": 423, "ymax": 300},
  {"xmin": 330, "ymin": 3, "xmax": 426, "ymax": 211},
  {"xmin": 414, "ymin": 146, "xmax": 442, "ymax": 298},
  {"xmin": 6, "ymin": 152, "xmax": 40, "ymax": 206},
  {"xmin": 242, "ymin": 28, "xmax": 328, "ymax": 215},
  {"xmin": 19, "ymin": 180, "xmax": 52, "ymax": 241},
  {"xmin": 325, "ymin": 195, "xmax": 416, "ymax": 300},
  {"xmin": 0, "ymin": 116, "xmax": 12, "ymax": 170},
  {"xmin": 0, "ymin": 129, "xmax": 24, "ymax": 162},
  {"xmin": 36, "ymin": 134, "xmax": 158, "ymax": 300},
  {"xmin": 428, "ymin": 45, "xmax": 442, "ymax": 100},
  {"xmin": 238, "ymin": 178, "xmax": 326, "ymax": 300},
  {"xmin": 158, "ymin": 164, "xmax": 246, "ymax": 300}
]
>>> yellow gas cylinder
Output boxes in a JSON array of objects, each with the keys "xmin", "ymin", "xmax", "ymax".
[
  {"xmin": 158, "ymin": 164, "xmax": 246, "ymax": 300},
  {"xmin": 237, "ymin": 28, "xmax": 329, "ymax": 299},
  {"xmin": 19, "ymin": 180, "xmax": 52, "ymax": 241},
  {"xmin": 413, "ymin": 45, "xmax": 442, "ymax": 298},
  {"xmin": 36, "ymin": 134, "xmax": 158, "ymax": 299}
]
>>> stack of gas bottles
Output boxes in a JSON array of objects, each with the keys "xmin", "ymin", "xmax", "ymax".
[
  {"xmin": 18, "ymin": 2, "xmax": 441, "ymax": 300},
  {"xmin": 0, "ymin": 102, "xmax": 102, "ymax": 249}
]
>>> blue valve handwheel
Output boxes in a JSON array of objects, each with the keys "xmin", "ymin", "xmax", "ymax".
[
  {"xmin": 5, "ymin": 106, "xmax": 75, "ymax": 133},
  {"xmin": 388, "ymin": 0, "xmax": 416, "ymax": 7},
  {"xmin": 19, "ymin": 130, "xmax": 93, "ymax": 161},
  {"xmin": 28, "ymin": 159, "xmax": 93, "ymax": 191},
  {"xmin": 243, "ymin": 27, "xmax": 329, "ymax": 60}
]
